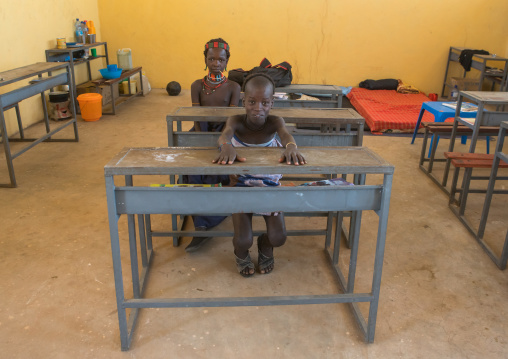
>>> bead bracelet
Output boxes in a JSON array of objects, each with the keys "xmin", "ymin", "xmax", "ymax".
[{"xmin": 219, "ymin": 142, "xmax": 232, "ymax": 151}]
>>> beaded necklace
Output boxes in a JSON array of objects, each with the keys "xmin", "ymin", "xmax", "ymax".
[{"xmin": 202, "ymin": 73, "xmax": 228, "ymax": 95}]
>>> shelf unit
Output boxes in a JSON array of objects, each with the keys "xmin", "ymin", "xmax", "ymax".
[
  {"xmin": 441, "ymin": 46, "xmax": 508, "ymax": 98},
  {"xmin": 45, "ymin": 42, "xmax": 110, "ymax": 106}
]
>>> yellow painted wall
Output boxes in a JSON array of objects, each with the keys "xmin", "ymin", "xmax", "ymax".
[
  {"xmin": 2, "ymin": 0, "xmax": 508, "ymax": 136},
  {"xmin": 98, "ymin": 0, "xmax": 508, "ymax": 93},
  {"xmin": 0, "ymin": 0, "xmax": 103, "ymax": 136}
]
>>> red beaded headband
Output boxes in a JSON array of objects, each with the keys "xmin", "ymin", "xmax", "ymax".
[{"xmin": 205, "ymin": 41, "xmax": 230, "ymax": 51}]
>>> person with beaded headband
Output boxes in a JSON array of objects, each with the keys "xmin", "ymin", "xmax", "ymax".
[
  {"xmin": 190, "ymin": 38, "xmax": 241, "ymax": 132},
  {"xmin": 213, "ymin": 73, "xmax": 306, "ymax": 277},
  {"xmin": 183, "ymin": 38, "xmax": 241, "ymax": 253}
]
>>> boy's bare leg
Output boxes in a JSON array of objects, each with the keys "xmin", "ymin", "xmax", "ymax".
[
  {"xmin": 232, "ymin": 213, "xmax": 255, "ymax": 276},
  {"xmin": 259, "ymin": 214, "xmax": 287, "ymax": 274}
]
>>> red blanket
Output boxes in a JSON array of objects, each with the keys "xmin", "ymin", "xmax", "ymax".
[{"xmin": 347, "ymin": 88, "xmax": 434, "ymax": 133}]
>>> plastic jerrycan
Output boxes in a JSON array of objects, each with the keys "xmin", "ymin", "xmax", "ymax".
[{"xmin": 117, "ymin": 48, "xmax": 133, "ymax": 70}]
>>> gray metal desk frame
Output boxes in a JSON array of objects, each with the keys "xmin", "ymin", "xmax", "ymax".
[
  {"xmin": 167, "ymin": 107, "xmax": 363, "ymax": 147},
  {"xmin": 441, "ymin": 47, "xmax": 508, "ymax": 97},
  {"xmin": 104, "ymin": 146, "xmax": 394, "ymax": 350},
  {"xmin": 418, "ymin": 123, "xmax": 499, "ymax": 193},
  {"xmin": 475, "ymin": 122, "xmax": 508, "ymax": 269},
  {"xmin": 0, "ymin": 62, "xmax": 79, "ymax": 187},
  {"xmin": 423, "ymin": 92, "xmax": 508, "ymax": 194},
  {"xmin": 166, "ymin": 106, "xmax": 365, "ymax": 247},
  {"xmin": 273, "ymin": 84, "xmax": 343, "ymax": 108},
  {"xmin": 444, "ymin": 92, "xmax": 508, "ymax": 224}
]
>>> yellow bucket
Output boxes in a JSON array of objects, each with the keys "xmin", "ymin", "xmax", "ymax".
[{"xmin": 77, "ymin": 93, "xmax": 103, "ymax": 121}]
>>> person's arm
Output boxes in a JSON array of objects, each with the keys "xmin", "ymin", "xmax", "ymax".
[
  {"xmin": 229, "ymin": 82, "xmax": 241, "ymax": 107},
  {"xmin": 274, "ymin": 117, "xmax": 306, "ymax": 165},
  {"xmin": 190, "ymin": 80, "xmax": 202, "ymax": 131},
  {"xmin": 212, "ymin": 116, "xmax": 246, "ymax": 165}
]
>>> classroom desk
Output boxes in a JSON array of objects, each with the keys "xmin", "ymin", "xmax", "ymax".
[
  {"xmin": 427, "ymin": 91, "xmax": 508, "ymax": 194},
  {"xmin": 105, "ymin": 146, "xmax": 394, "ymax": 350},
  {"xmin": 0, "ymin": 62, "xmax": 79, "ymax": 187},
  {"xmin": 475, "ymin": 121, "xmax": 508, "ymax": 269},
  {"xmin": 273, "ymin": 84, "xmax": 343, "ymax": 108},
  {"xmin": 167, "ymin": 107, "xmax": 364, "ymax": 147},
  {"xmin": 166, "ymin": 106, "xmax": 365, "ymax": 247}
]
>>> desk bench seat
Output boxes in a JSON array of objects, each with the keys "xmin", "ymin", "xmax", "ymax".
[
  {"xmin": 448, "ymin": 152, "xmax": 508, "ymax": 236},
  {"xmin": 418, "ymin": 123, "xmax": 499, "ymax": 191}
]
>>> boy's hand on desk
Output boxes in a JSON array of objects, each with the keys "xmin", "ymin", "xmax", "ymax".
[
  {"xmin": 280, "ymin": 148, "xmax": 306, "ymax": 166},
  {"xmin": 213, "ymin": 145, "xmax": 246, "ymax": 165}
]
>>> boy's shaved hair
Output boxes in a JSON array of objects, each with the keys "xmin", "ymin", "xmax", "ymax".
[
  {"xmin": 204, "ymin": 38, "xmax": 231, "ymax": 59},
  {"xmin": 242, "ymin": 73, "xmax": 275, "ymax": 95}
]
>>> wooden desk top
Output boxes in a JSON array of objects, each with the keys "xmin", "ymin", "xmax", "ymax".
[
  {"xmin": 450, "ymin": 47, "xmax": 508, "ymax": 61},
  {"xmin": 92, "ymin": 67, "xmax": 142, "ymax": 86},
  {"xmin": 45, "ymin": 42, "xmax": 108, "ymax": 52},
  {"xmin": 461, "ymin": 91, "xmax": 508, "ymax": 105},
  {"xmin": 168, "ymin": 107, "xmax": 363, "ymax": 124},
  {"xmin": 0, "ymin": 62, "xmax": 69, "ymax": 87},
  {"xmin": 105, "ymin": 147, "xmax": 393, "ymax": 176}
]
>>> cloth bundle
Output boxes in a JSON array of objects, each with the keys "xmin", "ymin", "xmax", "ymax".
[
  {"xmin": 396, "ymin": 79, "xmax": 420, "ymax": 94},
  {"xmin": 359, "ymin": 79, "xmax": 398, "ymax": 90},
  {"xmin": 459, "ymin": 49, "xmax": 489, "ymax": 71}
]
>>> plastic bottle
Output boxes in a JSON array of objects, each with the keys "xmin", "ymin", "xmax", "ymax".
[
  {"xmin": 451, "ymin": 85, "xmax": 458, "ymax": 99},
  {"xmin": 82, "ymin": 21, "xmax": 89, "ymax": 40},
  {"xmin": 117, "ymin": 49, "xmax": 133, "ymax": 70},
  {"xmin": 74, "ymin": 18, "xmax": 83, "ymax": 43}
]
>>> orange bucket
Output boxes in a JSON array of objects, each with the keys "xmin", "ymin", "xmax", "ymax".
[{"xmin": 77, "ymin": 93, "xmax": 103, "ymax": 121}]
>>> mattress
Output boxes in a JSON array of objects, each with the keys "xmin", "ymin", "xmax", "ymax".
[{"xmin": 347, "ymin": 88, "xmax": 434, "ymax": 133}]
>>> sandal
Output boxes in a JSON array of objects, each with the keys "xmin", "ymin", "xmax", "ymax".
[
  {"xmin": 257, "ymin": 234, "xmax": 274, "ymax": 274},
  {"xmin": 235, "ymin": 253, "xmax": 255, "ymax": 278}
]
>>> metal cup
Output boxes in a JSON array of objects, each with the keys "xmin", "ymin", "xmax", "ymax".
[
  {"xmin": 57, "ymin": 38, "xmax": 66, "ymax": 49},
  {"xmin": 87, "ymin": 34, "xmax": 96, "ymax": 44}
]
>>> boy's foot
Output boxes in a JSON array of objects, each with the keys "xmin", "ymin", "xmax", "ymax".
[
  {"xmin": 257, "ymin": 234, "xmax": 274, "ymax": 274},
  {"xmin": 185, "ymin": 236, "xmax": 212, "ymax": 252},
  {"xmin": 235, "ymin": 252, "xmax": 255, "ymax": 277}
]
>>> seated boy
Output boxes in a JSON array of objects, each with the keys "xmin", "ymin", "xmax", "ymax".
[
  {"xmin": 184, "ymin": 38, "xmax": 241, "ymax": 252},
  {"xmin": 213, "ymin": 73, "xmax": 306, "ymax": 277}
]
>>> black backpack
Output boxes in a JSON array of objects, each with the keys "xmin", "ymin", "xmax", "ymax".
[{"xmin": 228, "ymin": 58, "xmax": 293, "ymax": 88}]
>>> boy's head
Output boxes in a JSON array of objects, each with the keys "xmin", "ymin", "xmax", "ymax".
[
  {"xmin": 204, "ymin": 38, "xmax": 230, "ymax": 74},
  {"xmin": 242, "ymin": 73, "xmax": 275, "ymax": 96},
  {"xmin": 242, "ymin": 73, "xmax": 276, "ymax": 123}
]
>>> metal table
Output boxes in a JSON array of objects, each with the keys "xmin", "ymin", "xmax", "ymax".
[
  {"xmin": 476, "ymin": 121, "xmax": 508, "ymax": 269},
  {"xmin": 443, "ymin": 92, "xmax": 508, "ymax": 222},
  {"xmin": 167, "ymin": 107, "xmax": 364, "ymax": 147},
  {"xmin": 425, "ymin": 91, "xmax": 508, "ymax": 194},
  {"xmin": 167, "ymin": 107, "xmax": 365, "ymax": 247},
  {"xmin": 0, "ymin": 62, "xmax": 79, "ymax": 187},
  {"xmin": 273, "ymin": 84, "xmax": 343, "ymax": 108},
  {"xmin": 105, "ymin": 146, "xmax": 394, "ymax": 350}
]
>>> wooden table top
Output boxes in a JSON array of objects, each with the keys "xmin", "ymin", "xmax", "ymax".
[
  {"xmin": 274, "ymin": 84, "xmax": 342, "ymax": 94},
  {"xmin": 0, "ymin": 62, "xmax": 69, "ymax": 87},
  {"xmin": 105, "ymin": 146, "xmax": 393, "ymax": 176},
  {"xmin": 168, "ymin": 107, "xmax": 363, "ymax": 123},
  {"xmin": 461, "ymin": 91, "xmax": 508, "ymax": 104}
]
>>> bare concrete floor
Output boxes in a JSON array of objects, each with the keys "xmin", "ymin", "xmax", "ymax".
[{"xmin": 1, "ymin": 89, "xmax": 507, "ymax": 358}]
